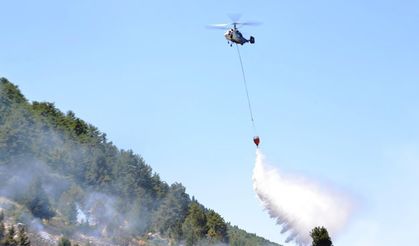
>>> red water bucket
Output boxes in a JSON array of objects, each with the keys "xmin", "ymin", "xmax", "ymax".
[{"xmin": 253, "ymin": 136, "xmax": 260, "ymax": 147}]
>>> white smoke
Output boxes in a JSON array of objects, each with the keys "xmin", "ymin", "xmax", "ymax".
[{"xmin": 252, "ymin": 149, "xmax": 353, "ymax": 245}]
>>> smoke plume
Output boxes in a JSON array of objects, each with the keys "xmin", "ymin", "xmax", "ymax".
[{"xmin": 252, "ymin": 149, "xmax": 353, "ymax": 245}]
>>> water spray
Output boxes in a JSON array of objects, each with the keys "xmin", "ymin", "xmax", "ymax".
[{"xmin": 252, "ymin": 149, "xmax": 353, "ymax": 245}]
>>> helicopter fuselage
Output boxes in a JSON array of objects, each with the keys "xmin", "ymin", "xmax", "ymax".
[{"xmin": 224, "ymin": 28, "xmax": 255, "ymax": 45}]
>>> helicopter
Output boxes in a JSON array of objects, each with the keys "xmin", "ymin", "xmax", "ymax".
[{"xmin": 207, "ymin": 20, "xmax": 259, "ymax": 46}]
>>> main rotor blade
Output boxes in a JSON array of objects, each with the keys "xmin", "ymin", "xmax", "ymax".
[
  {"xmin": 236, "ymin": 21, "xmax": 262, "ymax": 27},
  {"xmin": 206, "ymin": 23, "xmax": 230, "ymax": 29}
]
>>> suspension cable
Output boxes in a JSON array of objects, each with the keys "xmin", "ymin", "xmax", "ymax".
[{"xmin": 235, "ymin": 44, "xmax": 257, "ymax": 132}]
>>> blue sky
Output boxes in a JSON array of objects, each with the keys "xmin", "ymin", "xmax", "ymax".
[{"xmin": 1, "ymin": 1, "xmax": 419, "ymax": 245}]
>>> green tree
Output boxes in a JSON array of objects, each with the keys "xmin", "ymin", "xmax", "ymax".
[
  {"xmin": 0, "ymin": 78, "xmax": 27, "ymax": 126},
  {"xmin": 4, "ymin": 225, "xmax": 17, "ymax": 246},
  {"xmin": 58, "ymin": 188, "xmax": 78, "ymax": 225},
  {"xmin": 126, "ymin": 196, "xmax": 152, "ymax": 235},
  {"xmin": 16, "ymin": 226, "xmax": 30, "ymax": 246},
  {"xmin": 57, "ymin": 237, "xmax": 71, "ymax": 246},
  {"xmin": 182, "ymin": 202, "xmax": 207, "ymax": 246},
  {"xmin": 206, "ymin": 210, "xmax": 228, "ymax": 243},
  {"xmin": 0, "ymin": 211, "xmax": 5, "ymax": 242},
  {"xmin": 152, "ymin": 183, "xmax": 190, "ymax": 241},
  {"xmin": 0, "ymin": 222, "xmax": 5, "ymax": 243},
  {"xmin": 227, "ymin": 224, "xmax": 280, "ymax": 246},
  {"xmin": 310, "ymin": 226, "xmax": 333, "ymax": 246},
  {"xmin": 0, "ymin": 104, "xmax": 34, "ymax": 164}
]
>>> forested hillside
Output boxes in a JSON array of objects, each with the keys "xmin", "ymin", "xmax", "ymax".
[{"xmin": 0, "ymin": 78, "xmax": 280, "ymax": 246}]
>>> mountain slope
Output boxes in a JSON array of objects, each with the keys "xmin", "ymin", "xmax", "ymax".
[{"xmin": 0, "ymin": 78, "xmax": 280, "ymax": 246}]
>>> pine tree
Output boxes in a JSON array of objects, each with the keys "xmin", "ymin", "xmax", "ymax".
[
  {"xmin": 17, "ymin": 226, "xmax": 30, "ymax": 246},
  {"xmin": 182, "ymin": 202, "xmax": 207, "ymax": 246},
  {"xmin": 0, "ymin": 211, "xmax": 5, "ymax": 242},
  {"xmin": 310, "ymin": 226, "xmax": 333, "ymax": 246},
  {"xmin": 152, "ymin": 183, "xmax": 190, "ymax": 240},
  {"xmin": 58, "ymin": 189, "xmax": 78, "ymax": 225},
  {"xmin": 57, "ymin": 237, "xmax": 71, "ymax": 246},
  {"xmin": 206, "ymin": 210, "xmax": 228, "ymax": 243},
  {"xmin": 4, "ymin": 225, "xmax": 17, "ymax": 246},
  {"xmin": 0, "ymin": 222, "xmax": 5, "ymax": 243}
]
